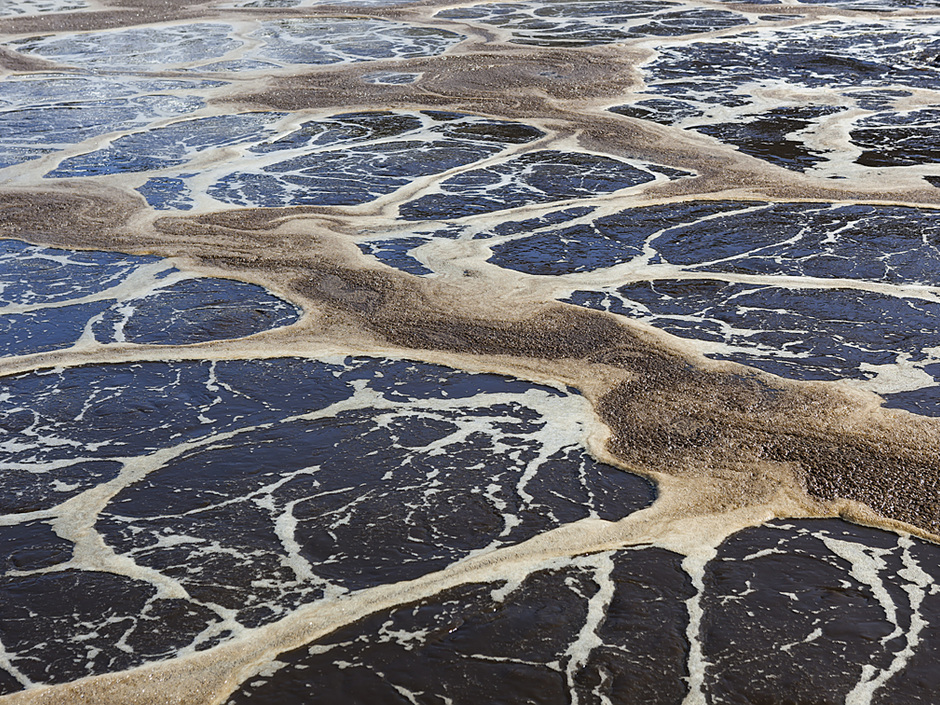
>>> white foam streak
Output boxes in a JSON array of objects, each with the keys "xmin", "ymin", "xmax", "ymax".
[
  {"xmin": 0, "ymin": 262, "xmax": 191, "ymax": 315},
  {"xmin": 564, "ymin": 551, "xmax": 615, "ymax": 705},
  {"xmin": 680, "ymin": 550, "xmax": 715, "ymax": 705},
  {"xmin": 838, "ymin": 534, "xmax": 934, "ymax": 705},
  {"xmin": 822, "ymin": 536, "xmax": 899, "ymax": 640}
]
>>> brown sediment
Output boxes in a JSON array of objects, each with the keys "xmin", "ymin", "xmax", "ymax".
[
  {"xmin": 0, "ymin": 188, "xmax": 139, "ymax": 240},
  {"xmin": 0, "ymin": 46, "xmax": 62, "ymax": 71},
  {"xmin": 0, "ymin": 8, "xmax": 205, "ymax": 34},
  {"xmin": 2, "ymin": 188, "xmax": 938, "ymax": 538},
  {"xmin": 223, "ymin": 44, "xmax": 648, "ymax": 113},
  {"xmin": 0, "ymin": 0, "xmax": 476, "ymax": 36},
  {"xmin": 3, "ymin": 3, "xmax": 940, "ymax": 699},
  {"xmin": 224, "ymin": 64, "xmax": 940, "ymax": 208},
  {"xmin": 293, "ymin": 262, "xmax": 940, "ymax": 536},
  {"xmin": 600, "ymin": 364, "xmax": 940, "ymax": 534}
]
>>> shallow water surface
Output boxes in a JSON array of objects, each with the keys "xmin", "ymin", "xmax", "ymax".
[{"xmin": 1, "ymin": 0, "xmax": 939, "ymax": 702}]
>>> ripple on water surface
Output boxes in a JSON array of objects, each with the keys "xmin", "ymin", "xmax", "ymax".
[
  {"xmin": 45, "ymin": 111, "xmax": 545, "ymax": 210},
  {"xmin": 398, "ymin": 150, "xmax": 665, "ymax": 220},
  {"xmin": 0, "ymin": 240, "xmax": 300, "ymax": 356},
  {"xmin": 0, "ymin": 0, "xmax": 88, "ymax": 15},
  {"xmin": 482, "ymin": 201, "xmax": 940, "ymax": 413},
  {"xmin": 613, "ymin": 19, "xmax": 940, "ymax": 174},
  {"xmin": 8, "ymin": 18, "xmax": 462, "ymax": 73},
  {"xmin": 436, "ymin": 1, "xmax": 750, "ymax": 47},
  {"xmin": 0, "ymin": 75, "xmax": 218, "ymax": 171},
  {"xmin": 226, "ymin": 548, "xmax": 695, "ymax": 704},
  {"xmin": 702, "ymin": 520, "xmax": 940, "ymax": 704},
  {"xmin": 354, "ymin": 201, "xmax": 940, "ymax": 415},
  {"xmin": 224, "ymin": 519, "xmax": 940, "ymax": 704},
  {"xmin": 0, "ymin": 357, "xmax": 654, "ymax": 692}
]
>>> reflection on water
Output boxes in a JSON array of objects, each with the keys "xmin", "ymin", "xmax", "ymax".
[
  {"xmin": 1, "ymin": 0, "xmax": 940, "ymax": 702},
  {"xmin": 228, "ymin": 548, "xmax": 697, "ymax": 705},
  {"xmin": 0, "ymin": 240, "xmax": 300, "ymax": 356},
  {"xmin": 12, "ymin": 18, "xmax": 462, "ymax": 72},
  {"xmin": 0, "ymin": 0, "xmax": 87, "ymax": 16},
  {"xmin": 0, "ymin": 357, "xmax": 652, "ymax": 690},
  {"xmin": 436, "ymin": 0, "xmax": 750, "ymax": 47},
  {"xmin": 0, "ymin": 75, "xmax": 217, "ymax": 169}
]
